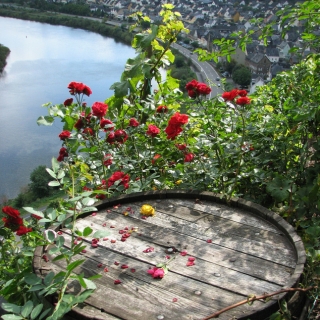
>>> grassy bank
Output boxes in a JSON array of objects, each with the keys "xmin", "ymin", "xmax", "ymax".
[{"xmin": 0, "ymin": 43, "xmax": 10, "ymax": 72}]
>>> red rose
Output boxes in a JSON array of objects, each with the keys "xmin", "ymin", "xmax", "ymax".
[
  {"xmin": 58, "ymin": 130, "xmax": 71, "ymax": 140},
  {"xmin": 185, "ymin": 79, "xmax": 198, "ymax": 91},
  {"xmin": 114, "ymin": 129, "xmax": 128, "ymax": 143},
  {"xmin": 103, "ymin": 154, "xmax": 113, "ymax": 166},
  {"xmin": 175, "ymin": 143, "xmax": 187, "ymax": 150},
  {"xmin": 184, "ymin": 153, "xmax": 195, "ymax": 162},
  {"xmin": 156, "ymin": 105, "xmax": 168, "ymax": 113},
  {"xmin": 106, "ymin": 132, "xmax": 116, "ymax": 144},
  {"xmin": 146, "ymin": 124, "xmax": 160, "ymax": 137},
  {"xmin": 67, "ymin": 82, "xmax": 92, "ymax": 96},
  {"xmin": 152, "ymin": 154, "xmax": 161, "ymax": 165},
  {"xmin": 57, "ymin": 147, "xmax": 68, "ymax": 162},
  {"xmin": 16, "ymin": 225, "xmax": 32, "ymax": 236},
  {"xmin": 222, "ymin": 89, "xmax": 239, "ymax": 101},
  {"xmin": 63, "ymin": 98, "xmax": 73, "ymax": 106},
  {"xmin": 129, "ymin": 118, "xmax": 139, "ymax": 127},
  {"xmin": 82, "ymin": 128, "xmax": 94, "ymax": 136},
  {"xmin": 238, "ymin": 89, "xmax": 248, "ymax": 97},
  {"xmin": 188, "ymin": 90, "xmax": 197, "ymax": 98},
  {"xmin": 2, "ymin": 206, "xmax": 23, "ymax": 231},
  {"xmin": 168, "ymin": 113, "xmax": 188, "ymax": 126},
  {"xmin": 196, "ymin": 82, "xmax": 211, "ymax": 95},
  {"xmin": 108, "ymin": 171, "xmax": 130, "ymax": 189},
  {"xmin": 74, "ymin": 118, "xmax": 85, "ymax": 130},
  {"xmin": 236, "ymin": 96, "xmax": 251, "ymax": 105},
  {"xmin": 92, "ymin": 102, "xmax": 108, "ymax": 118},
  {"xmin": 100, "ymin": 118, "xmax": 114, "ymax": 131},
  {"xmin": 147, "ymin": 267, "xmax": 165, "ymax": 279},
  {"xmin": 2, "ymin": 206, "xmax": 21, "ymax": 218},
  {"xmin": 165, "ymin": 125, "xmax": 183, "ymax": 140}
]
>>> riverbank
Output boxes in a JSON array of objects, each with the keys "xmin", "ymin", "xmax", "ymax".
[{"xmin": 0, "ymin": 6, "xmax": 133, "ymax": 46}]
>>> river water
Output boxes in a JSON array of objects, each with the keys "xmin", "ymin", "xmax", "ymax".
[{"xmin": 0, "ymin": 16, "xmax": 135, "ymax": 200}]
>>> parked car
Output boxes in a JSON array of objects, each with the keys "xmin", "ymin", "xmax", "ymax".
[{"xmin": 216, "ymin": 77, "xmax": 220, "ymax": 81}]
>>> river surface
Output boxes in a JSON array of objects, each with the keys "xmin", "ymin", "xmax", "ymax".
[{"xmin": 0, "ymin": 16, "xmax": 135, "ymax": 200}]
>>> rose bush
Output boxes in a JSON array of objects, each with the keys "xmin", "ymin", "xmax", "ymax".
[{"xmin": 1, "ymin": 2, "xmax": 320, "ymax": 319}]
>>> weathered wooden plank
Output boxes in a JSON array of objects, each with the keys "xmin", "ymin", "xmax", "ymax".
[
  {"xmin": 34, "ymin": 192, "xmax": 304, "ymax": 320},
  {"xmin": 127, "ymin": 198, "xmax": 293, "ymax": 248},
  {"xmin": 79, "ymin": 205, "xmax": 296, "ymax": 274},
  {"xmin": 64, "ymin": 217, "xmax": 289, "ymax": 292},
  {"xmin": 41, "ymin": 241, "xmax": 275, "ymax": 320}
]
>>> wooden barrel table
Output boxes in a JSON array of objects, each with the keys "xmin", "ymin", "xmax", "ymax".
[{"xmin": 33, "ymin": 190, "xmax": 306, "ymax": 320}]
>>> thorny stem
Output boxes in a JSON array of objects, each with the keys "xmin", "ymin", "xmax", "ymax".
[{"xmin": 202, "ymin": 286, "xmax": 315, "ymax": 320}]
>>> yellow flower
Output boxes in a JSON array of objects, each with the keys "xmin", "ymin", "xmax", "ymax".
[
  {"xmin": 123, "ymin": 211, "xmax": 129, "ymax": 216},
  {"xmin": 140, "ymin": 204, "xmax": 155, "ymax": 216},
  {"xmin": 175, "ymin": 180, "xmax": 182, "ymax": 185}
]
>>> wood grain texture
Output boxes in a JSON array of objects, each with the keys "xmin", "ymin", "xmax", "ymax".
[{"xmin": 33, "ymin": 191, "xmax": 305, "ymax": 320}]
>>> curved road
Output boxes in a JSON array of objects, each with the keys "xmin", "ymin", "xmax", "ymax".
[{"xmin": 171, "ymin": 43, "xmax": 222, "ymax": 99}]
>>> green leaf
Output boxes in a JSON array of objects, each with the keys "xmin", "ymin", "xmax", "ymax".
[
  {"xmin": 24, "ymin": 273, "xmax": 42, "ymax": 285},
  {"xmin": 46, "ymin": 168, "xmax": 57, "ymax": 179},
  {"xmin": 92, "ymin": 230, "xmax": 110, "ymax": 239},
  {"xmin": 22, "ymin": 207, "xmax": 44, "ymax": 217},
  {"xmin": 82, "ymin": 197, "xmax": 96, "ymax": 206},
  {"xmin": 83, "ymin": 226, "xmax": 93, "ymax": 237},
  {"xmin": 1, "ymin": 315, "xmax": 24, "ymax": 320},
  {"xmin": 82, "ymin": 278, "xmax": 96, "ymax": 290},
  {"xmin": 21, "ymin": 301, "xmax": 33, "ymax": 318},
  {"xmin": 39, "ymin": 308, "xmax": 52, "ymax": 320},
  {"xmin": 46, "ymin": 230, "xmax": 57, "ymax": 242},
  {"xmin": 110, "ymin": 80, "xmax": 129, "ymax": 98},
  {"xmin": 67, "ymin": 259, "xmax": 86, "ymax": 272},
  {"xmin": 56, "ymin": 235, "xmax": 65, "ymax": 248},
  {"xmin": 48, "ymin": 181, "xmax": 60, "ymax": 187},
  {"xmin": 44, "ymin": 272, "xmax": 55, "ymax": 286},
  {"xmin": 266, "ymin": 177, "xmax": 291, "ymax": 202},
  {"xmin": 51, "ymin": 157, "xmax": 60, "ymax": 173},
  {"xmin": 28, "ymin": 284, "xmax": 46, "ymax": 292},
  {"xmin": 30, "ymin": 304, "xmax": 44, "ymax": 320},
  {"xmin": 37, "ymin": 115, "xmax": 54, "ymax": 126},
  {"xmin": 1, "ymin": 303, "xmax": 21, "ymax": 314}
]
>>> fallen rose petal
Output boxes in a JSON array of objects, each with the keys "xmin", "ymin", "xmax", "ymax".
[
  {"xmin": 119, "ymin": 230, "xmax": 125, "ymax": 234},
  {"xmin": 141, "ymin": 216, "xmax": 147, "ymax": 220},
  {"xmin": 130, "ymin": 268, "xmax": 136, "ymax": 273},
  {"xmin": 114, "ymin": 261, "xmax": 120, "ymax": 266},
  {"xmin": 124, "ymin": 227, "xmax": 129, "ymax": 230},
  {"xmin": 110, "ymin": 225, "xmax": 115, "ymax": 228},
  {"xmin": 121, "ymin": 264, "xmax": 129, "ymax": 269},
  {"xmin": 81, "ymin": 249, "xmax": 87, "ymax": 253},
  {"xmin": 172, "ymin": 298, "xmax": 178, "ymax": 302},
  {"xmin": 186, "ymin": 261, "xmax": 195, "ymax": 266},
  {"xmin": 143, "ymin": 247, "xmax": 154, "ymax": 253},
  {"xmin": 188, "ymin": 257, "xmax": 196, "ymax": 261},
  {"xmin": 120, "ymin": 237, "xmax": 126, "ymax": 242},
  {"xmin": 206, "ymin": 239, "xmax": 212, "ymax": 243},
  {"xmin": 104, "ymin": 268, "xmax": 109, "ymax": 272},
  {"xmin": 111, "ymin": 239, "xmax": 116, "ymax": 243},
  {"xmin": 166, "ymin": 255, "xmax": 171, "ymax": 259},
  {"xmin": 102, "ymin": 223, "xmax": 107, "ymax": 227},
  {"xmin": 103, "ymin": 237, "xmax": 108, "ymax": 241},
  {"xmin": 180, "ymin": 251, "xmax": 187, "ymax": 256},
  {"xmin": 97, "ymin": 263, "xmax": 103, "ymax": 268},
  {"xmin": 74, "ymin": 240, "xmax": 78, "ymax": 245},
  {"xmin": 91, "ymin": 243, "xmax": 98, "ymax": 248},
  {"xmin": 77, "ymin": 237, "xmax": 83, "ymax": 241},
  {"xmin": 114, "ymin": 279, "xmax": 121, "ymax": 284},
  {"xmin": 57, "ymin": 231, "xmax": 63, "ymax": 235},
  {"xmin": 91, "ymin": 212, "xmax": 97, "ymax": 216}
]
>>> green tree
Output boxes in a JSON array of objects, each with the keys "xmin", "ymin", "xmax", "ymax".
[
  {"xmin": 29, "ymin": 165, "xmax": 53, "ymax": 198},
  {"xmin": 232, "ymin": 67, "xmax": 251, "ymax": 86}
]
